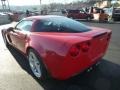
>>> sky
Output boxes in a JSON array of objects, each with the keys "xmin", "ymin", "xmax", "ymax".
[{"xmin": 7, "ymin": 0, "xmax": 80, "ymax": 6}]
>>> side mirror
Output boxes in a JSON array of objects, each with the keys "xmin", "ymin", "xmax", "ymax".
[{"xmin": 7, "ymin": 27, "xmax": 14, "ymax": 32}]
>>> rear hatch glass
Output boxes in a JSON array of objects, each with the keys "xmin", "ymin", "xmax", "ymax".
[{"xmin": 34, "ymin": 17, "xmax": 91, "ymax": 33}]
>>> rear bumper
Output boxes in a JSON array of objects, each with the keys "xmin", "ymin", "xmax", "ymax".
[{"xmin": 51, "ymin": 53, "xmax": 104, "ymax": 80}]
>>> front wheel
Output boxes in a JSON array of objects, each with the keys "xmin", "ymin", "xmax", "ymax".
[
  {"xmin": 87, "ymin": 17, "xmax": 91, "ymax": 21},
  {"xmin": 108, "ymin": 16, "xmax": 114, "ymax": 23},
  {"xmin": 28, "ymin": 49, "xmax": 48, "ymax": 80}
]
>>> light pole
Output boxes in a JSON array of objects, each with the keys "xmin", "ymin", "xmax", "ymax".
[
  {"xmin": 1, "ymin": 0, "xmax": 10, "ymax": 12},
  {"xmin": 7, "ymin": 0, "xmax": 10, "ymax": 11},
  {"xmin": 39, "ymin": 0, "xmax": 41, "ymax": 14}
]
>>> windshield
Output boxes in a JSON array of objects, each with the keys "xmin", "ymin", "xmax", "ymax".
[{"xmin": 34, "ymin": 17, "xmax": 90, "ymax": 33}]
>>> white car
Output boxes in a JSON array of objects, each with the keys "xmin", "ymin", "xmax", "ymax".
[
  {"xmin": 104, "ymin": 7, "xmax": 120, "ymax": 22},
  {"xmin": 0, "ymin": 13, "xmax": 11, "ymax": 24}
]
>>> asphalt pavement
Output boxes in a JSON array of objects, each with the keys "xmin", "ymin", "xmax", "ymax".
[{"xmin": 0, "ymin": 21, "xmax": 120, "ymax": 90}]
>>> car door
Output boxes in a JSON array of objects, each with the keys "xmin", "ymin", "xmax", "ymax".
[
  {"xmin": 8, "ymin": 29, "xmax": 17, "ymax": 47},
  {"xmin": 7, "ymin": 22, "xmax": 27, "ymax": 47},
  {"xmin": 73, "ymin": 10, "xmax": 79, "ymax": 19},
  {"xmin": 12, "ymin": 20, "xmax": 33, "ymax": 52}
]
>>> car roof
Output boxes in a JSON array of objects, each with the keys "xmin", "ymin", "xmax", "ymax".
[{"xmin": 23, "ymin": 15, "xmax": 64, "ymax": 20}]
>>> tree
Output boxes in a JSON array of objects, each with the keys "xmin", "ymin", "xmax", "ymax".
[{"xmin": 113, "ymin": 2, "xmax": 120, "ymax": 7}]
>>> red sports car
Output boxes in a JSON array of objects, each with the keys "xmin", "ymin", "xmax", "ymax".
[{"xmin": 1, "ymin": 15, "xmax": 112, "ymax": 80}]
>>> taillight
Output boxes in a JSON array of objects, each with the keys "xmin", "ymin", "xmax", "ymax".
[
  {"xmin": 70, "ymin": 45, "xmax": 80, "ymax": 57},
  {"xmin": 80, "ymin": 41, "xmax": 91, "ymax": 52},
  {"xmin": 69, "ymin": 41, "xmax": 91, "ymax": 57}
]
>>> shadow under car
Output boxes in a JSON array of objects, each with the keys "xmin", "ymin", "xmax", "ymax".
[{"xmin": 7, "ymin": 45, "xmax": 120, "ymax": 90}]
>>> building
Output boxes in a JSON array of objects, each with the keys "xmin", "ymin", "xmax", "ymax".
[{"xmin": 94, "ymin": 0, "xmax": 120, "ymax": 8}]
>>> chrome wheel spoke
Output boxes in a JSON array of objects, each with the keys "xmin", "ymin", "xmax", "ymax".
[{"xmin": 28, "ymin": 51, "xmax": 41, "ymax": 78}]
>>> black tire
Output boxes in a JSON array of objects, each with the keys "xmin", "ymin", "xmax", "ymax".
[
  {"xmin": 27, "ymin": 49, "xmax": 49, "ymax": 80},
  {"xmin": 87, "ymin": 17, "xmax": 91, "ymax": 21}
]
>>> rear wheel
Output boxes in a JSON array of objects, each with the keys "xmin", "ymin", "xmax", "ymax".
[{"xmin": 28, "ymin": 49, "xmax": 48, "ymax": 80}]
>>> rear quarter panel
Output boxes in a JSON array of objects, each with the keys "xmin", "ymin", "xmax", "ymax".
[
  {"xmin": 26, "ymin": 32, "xmax": 91, "ymax": 77},
  {"xmin": 26, "ymin": 33, "xmax": 70, "ymax": 75}
]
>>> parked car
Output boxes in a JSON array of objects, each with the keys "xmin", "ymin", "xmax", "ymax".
[
  {"xmin": 0, "ymin": 13, "xmax": 11, "ymax": 24},
  {"xmin": 104, "ymin": 7, "xmax": 120, "ymax": 22},
  {"xmin": 112, "ymin": 8, "xmax": 120, "ymax": 21},
  {"xmin": 1, "ymin": 15, "xmax": 111, "ymax": 80},
  {"xmin": 91, "ymin": 7, "xmax": 109, "ymax": 22},
  {"xmin": 7, "ymin": 12, "xmax": 26, "ymax": 21},
  {"xmin": 66, "ymin": 9, "xmax": 93, "ymax": 20}
]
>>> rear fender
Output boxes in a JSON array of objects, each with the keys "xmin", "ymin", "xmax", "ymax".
[{"xmin": 25, "ymin": 41, "xmax": 46, "ymax": 58}]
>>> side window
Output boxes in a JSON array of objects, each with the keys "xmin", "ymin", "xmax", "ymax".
[
  {"xmin": 80, "ymin": 10, "xmax": 85, "ymax": 14},
  {"xmin": 15, "ymin": 20, "xmax": 33, "ymax": 31},
  {"xmin": 35, "ymin": 20, "xmax": 53, "ymax": 32}
]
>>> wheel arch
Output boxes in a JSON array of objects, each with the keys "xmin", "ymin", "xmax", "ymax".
[
  {"xmin": 26, "ymin": 46, "xmax": 34, "ymax": 55},
  {"xmin": 26, "ymin": 46, "xmax": 42, "ymax": 59},
  {"xmin": 26, "ymin": 46, "xmax": 50, "ymax": 79},
  {"xmin": 26, "ymin": 46, "xmax": 47, "ymax": 69}
]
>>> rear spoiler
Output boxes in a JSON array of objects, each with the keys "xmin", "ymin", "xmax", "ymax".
[{"xmin": 93, "ymin": 32, "xmax": 107, "ymax": 38}]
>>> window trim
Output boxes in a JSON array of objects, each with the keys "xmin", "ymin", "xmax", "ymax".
[
  {"xmin": 33, "ymin": 17, "xmax": 90, "ymax": 33},
  {"xmin": 15, "ymin": 20, "xmax": 34, "ymax": 32}
]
